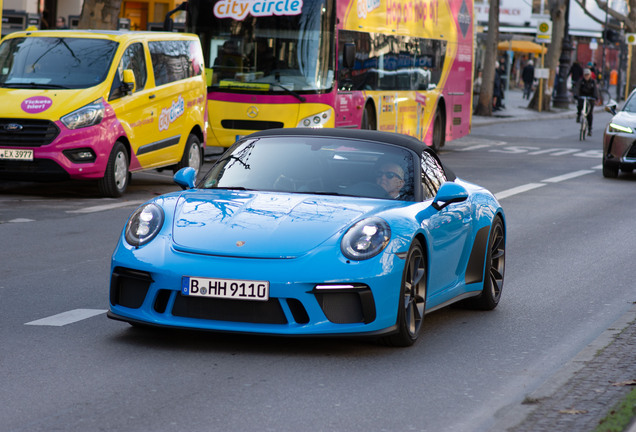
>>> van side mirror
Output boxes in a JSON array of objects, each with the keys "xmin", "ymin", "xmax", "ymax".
[
  {"xmin": 122, "ymin": 69, "xmax": 136, "ymax": 95},
  {"xmin": 343, "ymin": 43, "xmax": 356, "ymax": 69}
]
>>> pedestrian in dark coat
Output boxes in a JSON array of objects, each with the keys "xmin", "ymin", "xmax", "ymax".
[{"xmin": 522, "ymin": 60, "xmax": 534, "ymax": 99}]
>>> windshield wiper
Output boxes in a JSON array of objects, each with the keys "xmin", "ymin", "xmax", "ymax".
[
  {"xmin": 1, "ymin": 82, "xmax": 69, "ymax": 89},
  {"xmin": 269, "ymin": 83, "xmax": 306, "ymax": 102}
]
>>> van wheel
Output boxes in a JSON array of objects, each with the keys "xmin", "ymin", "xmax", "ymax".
[
  {"xmin": 98, "ymin": 142, "xmax": 129, "ymax": 197},
  {"xmin": 174, "ymin": 134, "xmax": 202, "ymax": 175}
]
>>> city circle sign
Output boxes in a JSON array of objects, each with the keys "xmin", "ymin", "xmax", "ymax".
[{"xmin": 536, "ymin": 20, "xmax": 552, "ymax": 44}]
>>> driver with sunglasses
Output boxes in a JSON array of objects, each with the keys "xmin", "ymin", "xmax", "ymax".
[{"xmin": 376, "ymin": 162, "xmax": 405, "ymax": 199}]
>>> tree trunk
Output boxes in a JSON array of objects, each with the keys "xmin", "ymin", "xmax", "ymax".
[
  {"xmin": 627, "ymin": 0, "xmax": 636, "ymax": 95},
  {"xmin": 78, "ymin": 0, "xmax": 122, "ymax": 30},
  {"xmin": 474, "ymin": 0, "xmax": 499, "ymax": 116},
  {"xmin": 529, "ymin": 0, "xmax": 566, "ymax": 111}
]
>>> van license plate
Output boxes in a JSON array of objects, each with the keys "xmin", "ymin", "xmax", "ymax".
[
  {"xmin": 0, "ymin": 149, "xmax": 33, "ymax": 161},
  {"xmin": 182, "ymin": 276, "xmax": 269, "ymax": 301}
]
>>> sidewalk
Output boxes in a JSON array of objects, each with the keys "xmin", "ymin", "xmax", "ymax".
[
  {"xmin": 469, "ymin": 87, "xmax": 636, "ymax": 432},
  {"xmin": 471, "ymin": 87, "xmax": 602, "ymax": 128}
]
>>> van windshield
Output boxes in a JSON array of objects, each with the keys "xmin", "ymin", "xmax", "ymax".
[{"xmin": 0, "ymin": 37, "xmax": 118, "ymax": 89}]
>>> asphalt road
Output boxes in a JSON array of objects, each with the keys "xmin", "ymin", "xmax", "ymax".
[{"xmin": 1, "ymin": 112, "xmax": 635, "ymax": 432}]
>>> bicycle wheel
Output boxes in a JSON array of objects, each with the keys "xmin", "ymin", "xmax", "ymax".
[
  {"xmin": 599, "ymin": 89, "xmax": 610, "ymax": 105},
  {"xmin": 579, "ymin": 117, "xmax": 587, "ymax": 141}
]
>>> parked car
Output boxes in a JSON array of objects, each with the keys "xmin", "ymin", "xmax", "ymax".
[
  {"xmin": 603, "ymin": 94, "xmax": 636, "ymax": 178},
  {"xmin": 108, "ymin": 129, "xmax": 506, "ymax": 346},
  {"xmin": 0, "ymin": 30, "xmax": 207, "ymax": 196}
]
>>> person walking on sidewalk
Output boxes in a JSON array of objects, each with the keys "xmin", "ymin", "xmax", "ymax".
[
  {"xmin": 574, "ymin": 68, "xmax": 599, "ymax": 136},
  {"xmin": 522, "ymin": 60, "xmax": 534, "ymax": 99}
]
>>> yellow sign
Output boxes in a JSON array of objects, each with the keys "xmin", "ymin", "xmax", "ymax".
[{"xmin": 626, "ymin": 33, "xmax": 636, "ymax": 45}]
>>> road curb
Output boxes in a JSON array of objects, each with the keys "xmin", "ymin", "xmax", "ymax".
[{"xmin": 488, "ymin": 303, "xmax": 636, "ymax": 431}]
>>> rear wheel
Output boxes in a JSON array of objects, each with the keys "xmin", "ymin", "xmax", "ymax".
[
  {"xmin": 431, "ymin": 108, "xmax": 445, "ymax": 152},
  {"xmin": 361, "ymin": 105, "xmax": 376, "ymax": 130},
  {"xmin": 98, "ymin": 142, "xmax": 129, "ymax": 197},
  {"xmin": 173, "ymin": 134, "xmax": 202, "ymax": 175},
  {"xmin": 381, "ymin": 241, "xmax": 426, "ymax": 347},
  {"xmin": 465, "ymin": 217, "xmax": 505, "ymax": 310}
]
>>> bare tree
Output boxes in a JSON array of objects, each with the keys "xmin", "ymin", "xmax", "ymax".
[
  {"xmin": 474, "ymin": 0, "xmax": 499, "ymax": 116},
  {"xmin": 529, "ymin": 0, "xmax": 567, "ymax": 111},
  {"xmin": 575, "ymin": 0, "xmax": 636, "ymax": 94},
  {"xmin": 78, "ymin": 0, "xmax": 123, "ymax": 30}
]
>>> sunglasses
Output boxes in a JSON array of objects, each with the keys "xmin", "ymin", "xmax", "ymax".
[{"xmin": 376, "ymin": 171, "xmax": 403, "ymax": 181}]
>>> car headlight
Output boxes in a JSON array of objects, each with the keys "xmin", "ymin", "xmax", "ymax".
[
  {"xmin": 341, "ymin": 217, "xmax": 391, "ymax": 260},
  {"xmin": 608, "ymin": 122, "xmax": 634, "ymax": 134},
  {"xmin": 61, "ymin": 99, "xmax": 105, "ymax": 129},
  {"xmin": 125, "ymin": 203, "xmax": 165, "ymax": 247},
  {"xmin": 297, "ymin": 109, "xmax": 332, "ymax": 128}
]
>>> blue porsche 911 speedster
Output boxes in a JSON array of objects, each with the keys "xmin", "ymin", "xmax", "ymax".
[{"xmin": 108, "ymin": 129, "xmax": 505, "ymax": 346}]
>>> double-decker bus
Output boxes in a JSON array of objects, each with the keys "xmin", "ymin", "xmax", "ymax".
[{"xmin": 183, "ymin": 0, "xmax": 473, "ymax": 150}]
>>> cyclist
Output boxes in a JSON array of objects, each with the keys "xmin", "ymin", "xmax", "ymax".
[{"xmin": 574, "ymin": 68, "xmax": 599, "ymax": 136}]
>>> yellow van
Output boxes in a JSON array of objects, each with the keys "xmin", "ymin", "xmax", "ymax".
[{"xmin": 0, "ymin": 30, "xmax": 207, "ymax": 196}]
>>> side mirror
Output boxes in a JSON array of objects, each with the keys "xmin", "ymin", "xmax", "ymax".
[
  {"xmin": 122, "ymin": 69, "xmax": 136, "ymax": 95},
  {"xmin": 174, "ymin": 167, "xmax": 197, "ymax": 190},
  {"xmin": 605, "ymin": 99, "xmax": 618, "ymax": 115},
  {"xmin": 343, "ymin": 43, "xmax": 356, "ymax": 69},
  {"xmin": 432, "ymin": 182, "xmax": 468, "ymax": 210}
]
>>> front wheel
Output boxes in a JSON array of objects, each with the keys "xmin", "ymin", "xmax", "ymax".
[
  {"xmin": 579, "ymin": 118, "xmax": 588, "ymax": 141},
  {"xmin": 173, "ymin": 134, "xmax": 202, "ymax": 175},
  {"xmin": 381, "ymin": 241, "xmax": 427, "ymax": 347},
  {"xmin": 97, "ymin": 142, "xmax": 129, "ymax": 197},
  {"xmin": 361, "ymin": 105, "xmax": 376, "ymax": 130}
]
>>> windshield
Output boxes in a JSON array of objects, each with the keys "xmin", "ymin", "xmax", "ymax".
[
  {"xmin": 200, "ymin": 136, "xmax": 416, "ymax": 201},
  {"xmin": 0, "ymin": 37, "xmax": 118, "ymax": 89},
  {"xmin": 189, "ymin": 0, "xmax": 334, "ymax": 93}
]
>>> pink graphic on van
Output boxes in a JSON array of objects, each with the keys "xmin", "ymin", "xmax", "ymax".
[{"xmin": 21, "ymin": 96, "xmax": 53, "ymax": 114}]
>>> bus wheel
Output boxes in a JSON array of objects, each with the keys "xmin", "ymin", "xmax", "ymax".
[
  {"xmin": 174, "ymin": 134, "xmax": 202, "ymax": 176},
  {"xmin": 98, "ymin": 141, "xmax": 129, "ymax": 198},
  {"xmin": 361, "ymin": 105, "xmax": 376, "ymax": 130},
  {"xmin": 431, "ymin": 109, "xmax": 445, "ymax": 152}
]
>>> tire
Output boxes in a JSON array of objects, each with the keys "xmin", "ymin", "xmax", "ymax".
[
  {"xmin": 465, "ymin": 217, "xmax": 505, "ymax": 310},
  {"xmin": 431, "ymin": 108, "xmax": 445, "ymax": 152},
  {"xmin": 173, "ymin": 134, "xmax": 202, "ymax": 175},
  {"xmin": 98, "ymin": 142, "xmax": 129, "ymax": 197},
  {"xmin": 602, "ymin": 159, "xmax": 619, "ymax": 178},
  {"xmin": 361, "ymin": 105, "xmax": 376, "ymax": 130},
  {"xmin": 579, "ymin": 118, "xmax": 587, "ymax": 141},
  {"xmin": 381, "ymin": 241, "xmax": 427, "ymax": 347}
]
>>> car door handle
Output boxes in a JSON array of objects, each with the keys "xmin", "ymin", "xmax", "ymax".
[{"xmin": 149, "ymin": 94, "xmax": 156, "ymax": 99}]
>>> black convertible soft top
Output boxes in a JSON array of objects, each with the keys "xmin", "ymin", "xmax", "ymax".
[{"xmin": 246, "ymin": 128, "xmax": 456, "ymax": 181}]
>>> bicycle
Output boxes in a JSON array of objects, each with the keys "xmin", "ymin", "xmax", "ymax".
[{"xmin": 578, "ymin": 96, "xmax": 595, "ymax": 141}]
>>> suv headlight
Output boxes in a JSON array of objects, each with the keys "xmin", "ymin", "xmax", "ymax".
[
  {"xmin": 297, "ymin": 109, "xmax": 332, "ymax": 128},
  {"xmin": 61, "ymin": 99, "xmax": 105, "ymax": 129},
  {"xmin": 341, "ymin": 217, "xmax": 391, "ymax": 260},
  {"xmin": 125, "ymin": 203, "xmax": 165, "ymax": 247},
  {"xmin": 608, "ymin": 122, "xmax": 633, "ymax": 134}
]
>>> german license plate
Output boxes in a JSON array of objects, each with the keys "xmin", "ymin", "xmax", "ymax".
[
  {"xmin": 0, "ymin": 148, "xmax": 33, "ymax": 161},
  {"xmin": 182, "ymin": 276, "xmax": 269, "ymax": 301}
]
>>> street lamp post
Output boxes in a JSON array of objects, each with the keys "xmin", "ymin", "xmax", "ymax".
[{"xmin": 553, "ymin": 0, "xmax": 572, "ymax": 108}]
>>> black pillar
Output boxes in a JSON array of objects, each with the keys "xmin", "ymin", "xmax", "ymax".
[{"xmin": 553, "ymin": 0, "xmax": 572, "ymax": 108}]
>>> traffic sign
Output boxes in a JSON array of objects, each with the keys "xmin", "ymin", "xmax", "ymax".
[
  {"xmin": 536, "ymin": 20, "xmax": 552, "ymax": 43},
  {"xmin": 626, "ymin": 33, "xmax": 636, "ymax": 45}
]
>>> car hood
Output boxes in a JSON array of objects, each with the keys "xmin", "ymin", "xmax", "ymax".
[
  {"xmin": 171, "ymin": 189, "xmax": 395, "ymax": 258},
  {"xmin": 0, "ymin": 87, "xmax": 103, "ymax": 119},
  {"xmin": 612, "ymin": 111, "xmax": 636, "ymax": 125}
]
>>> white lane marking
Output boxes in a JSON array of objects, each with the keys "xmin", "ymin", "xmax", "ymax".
[
  {"xmin": 496, "ymin": 167, "xmax": 598, "ymax": 200},
  {"xmin": 592, "ymin": 164, "xmax": 602, "ymax": 170},
  {"xmin": 66, "ymin": 201, "xmax": 144, "ymax": 214},
  {"xmin": 25, "ymin": 309, "xmax": 107, "ymax": 326},
  {"xmin": 8, "ymin": 218, "xmax": 36, "ymax": 223},
  {"xmin": 495, "ymin": 183, "xmax": 546, "ymax": 200},
  {"xmin": 542, "ymin": 170, "xmax": 595, "ymax": 183}
]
